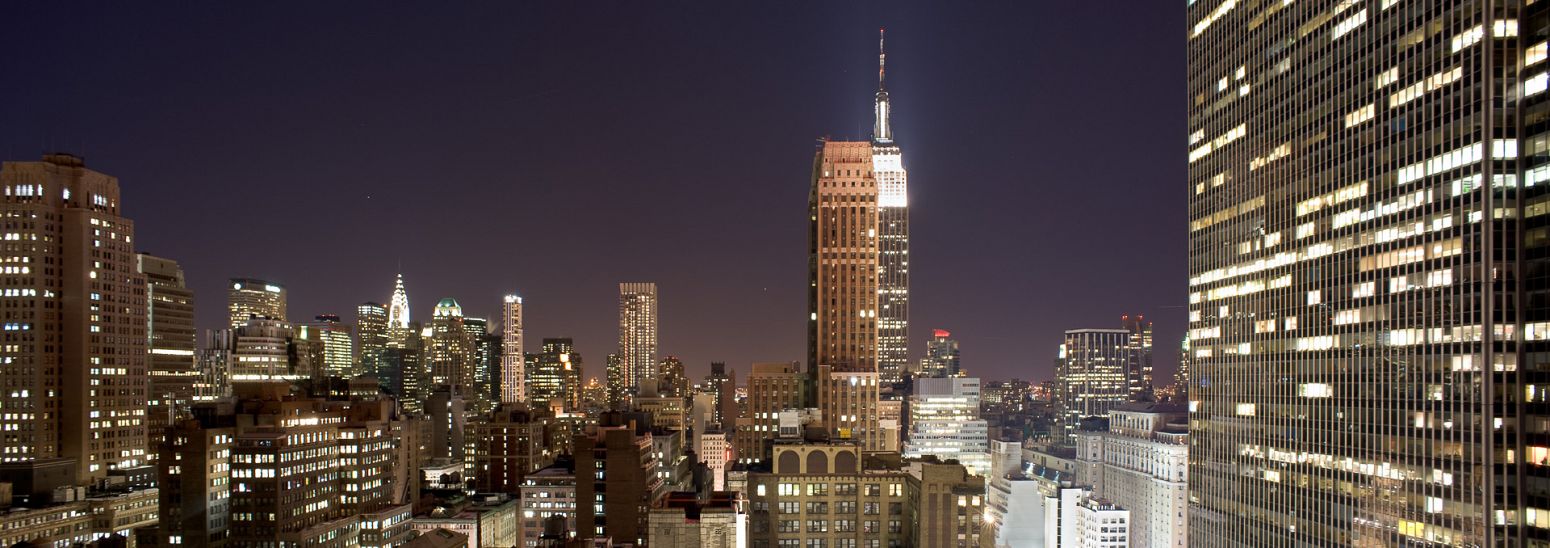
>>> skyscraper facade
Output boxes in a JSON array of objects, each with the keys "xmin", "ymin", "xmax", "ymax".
[
  {"xmin": 618, "ymin": 282, "xmax": 658, "ymax": 399},
  {"xmin": 357, "ymin": 302, "xmax": 389, "ymax": 383},
  {"xmin": 530, "ymin": 338, "xmax": 582, "ymax": 412},
  {"xmin": 227, "ymin": 278, "xmax": 285, "ymax": 328},
  {"xmin": 0, "ymin": 154, "xmax": 149, "ymax": 485},
  {"xmin": 902, "ymin": 376, "xmax": 990, "ymax": 476},
  {"xmin": 1120, "ymin": 314, "xmax": 1153, "ymax": 397},
  {"xmin": 428, "ymin": 298, "xmax": 475, "ymax": 393},
  {"xmin": 808, "ymin": 140, "xmax": 884, "ymax": 449},
  {"xmin": 657, "ymin": 356, "xmax": 686, "ymax": 398},
  {"xmin": 918, "ymin": 328, "xmax": 961, "ymax": 378},
  {"xmin": 1186, "ymin": 1, "xmax": 1550, "ymax": 544},
  {"xmin": 501, "ymin": 294, "xmax": 525, "ymax": 403},
  {"xmin": 873, "ymin": 30, "xmax": 911, "ymax": 387},
  {"xmin": 139, "ymin": 253, "xmax": 196, "ymax": 461},
  {"xmin": 1054, "ymin": 329, "xmax": 1131, "ymax": 442},
  {"xmin": 301, "ymin": 313, "xmax": 354, "ymax": 379}
]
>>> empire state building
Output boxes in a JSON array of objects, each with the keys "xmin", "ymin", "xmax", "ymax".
[{"xmin": 873, "ymin": 29, "xmax": 910, "ymax": 385}]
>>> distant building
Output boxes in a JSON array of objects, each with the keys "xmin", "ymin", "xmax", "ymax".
[
  {"xmin": 918, "ymin": 329, "xmax": 960, "ymax": 378},
  {"xmin": 702, "ymin": 362, "xmax": 737, "ymax": 427},
  {"xmin": 228, "ymin": 277, "xmax": 286, "ymax": 328},
  {"xmin": 658, "ymin": 356, "xmax": 687, "ymax": 398},
  {"xmin": 1119, "ymin": 315, "xmax": 1153, "ymax": 398},
  {"xmin": 357, "ymin": 302, "xmax": 390, "ymax": 390},
  {"xmin": 1054, "ymin": 329, "xmax": 1132, "ymax": 442},
  {"xmin": 618, "ymin": 282, "xmax": 659, "ymax": 399},
  {"xmin": 501, "ymin": 295, "xmax": 525, "ymax": 404},
  {"xmin": 140, "ymin": 253, "xmax": 197, "ymax": 465},
  {"xmin": 530, "ymin": 339, "xmax": 583, "ymax": 412},
  {"xmin": 300, "ymin": 313, "xmax": 355, "ymax": 379},
  {"xmin": 428, "ymin": 298, "xmax": 475, "ymax": 394}
]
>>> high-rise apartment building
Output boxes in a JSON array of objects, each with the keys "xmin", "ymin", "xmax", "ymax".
[
  {"xmin": 501, "ymin": 294, "xmax": 524, "ymax": 403},
  {"xmin": 618, "ymin": 282, "xmax": 658, "ymax": 399},
  {"xmin": 357, "ymin": 302, "xmax": 389, "ymax": 387},
  {"xmin": 1120, "ymin": 314, "xmax": 1153, "ymax": 397},
  {"xmin": 228, "ymin": 278, "xmax": 285, "ymax": 328},
  {"xmin": 903, "ymin": 377, "xmax": 990, "ymax": 476},
  {"xmin": 140, "ymin": 253, "xmax": 196, "ymax": 463},
  {"xmin": 1054, "ymin": 329, "xmax": 1131, "ymax": 442},
  {"xmin": 918, "ymin": 329, "xmax": 961, "ymax": 378},
  {"xmin": 1186, "ymin": 1, "xmax": 1550, "ymax": 544},
  {"xmin": 873, "ymin": 30, "xmax": 911, "ymax": 387},
  {"xmin": 0, "ymin": 154, "xmax": 148, "ymax": 485}
]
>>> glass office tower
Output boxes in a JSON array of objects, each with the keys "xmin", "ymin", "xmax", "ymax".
[{"xmin": 1187, "ymin": 1, "xmax": 1550, "ymax": 544}]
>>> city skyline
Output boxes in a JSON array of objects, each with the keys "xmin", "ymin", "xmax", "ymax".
[{"xmin": 0, "ymin": 3, "xmax": 1186, "ymax": 384}]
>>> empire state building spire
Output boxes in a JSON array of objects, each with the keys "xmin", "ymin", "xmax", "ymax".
[{"xmin": 873, "ymin": 28, "xmax": 892, "ymax": 143}]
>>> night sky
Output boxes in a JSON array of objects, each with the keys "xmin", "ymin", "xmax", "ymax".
[{"xmin": 0, "ymin": 3, "xmax": 1186, "ymax": 384}]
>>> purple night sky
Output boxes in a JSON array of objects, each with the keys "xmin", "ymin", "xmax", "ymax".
[{"xmin": 0, "ymin": 3, "xmax": 1186, "ymax": 383}]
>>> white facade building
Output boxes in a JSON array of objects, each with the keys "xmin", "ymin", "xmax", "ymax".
[
  {"xmin": 1075, "ymin": 402, "xmax": 1188, "ymax": 548},
  {"xmin": 903, "ymin": 377, "xmax": 990, "ymax": 475},
  {"xmin": 700, "ymin": 431, "xmax": 730, "ymax": 491}
]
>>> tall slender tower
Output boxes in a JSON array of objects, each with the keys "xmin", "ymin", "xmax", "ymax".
[
  {"xmin": 0, "ymin": 153, "xmax": 148, "ymax": 485},
  {"xmin": 618, "ymin": 282, "xmax": 659, "ymax": 399},
  {"xmin": 1187, "ymin": 1, "xmax": 1550, "ymax": 544},
  {"xmin": 873, "ymin": 28, "xmax": 911, "ymax": 385},
  {"xmin": 501, "ymin": 294, "xmax": 524, "ymax": 403}
]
